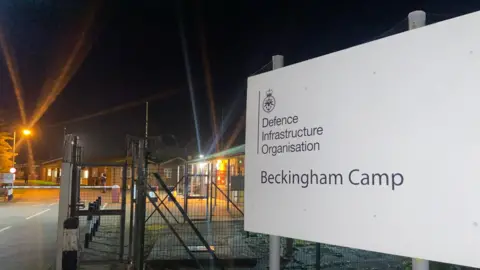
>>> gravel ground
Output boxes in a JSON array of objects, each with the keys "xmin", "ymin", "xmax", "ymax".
[
  {"xmin": 244, "ymin": 233, "xmax": 408, "ymax": 270},
  {"xmin": 142, "ymin": 219, "xmax": 410, "ymax": 269}
]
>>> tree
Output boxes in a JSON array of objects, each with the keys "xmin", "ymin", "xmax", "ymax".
[
  {"xmin": 0, "ymin": 132, "xmax": 14, "ymax": 173},
  {"xmin": 0, "ymin": 114, "xmax": 15, "ymax": 173}
]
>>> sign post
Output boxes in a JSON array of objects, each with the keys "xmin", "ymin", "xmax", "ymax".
[
  {"xmin": 245, "ymin": 10, "xmax": 480, "ymax": 269},
  {"xmin": 269, "ymin": 54, "xmax": 284, "ymax": 270},
  {"xmin": 407, "ymin": 10, "xmax": 429, "ymax": 270}
]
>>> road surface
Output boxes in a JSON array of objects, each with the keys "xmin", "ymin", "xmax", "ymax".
[{"xmin": 0, "ymin": 190, "xmax": 59, "ymax": 270}]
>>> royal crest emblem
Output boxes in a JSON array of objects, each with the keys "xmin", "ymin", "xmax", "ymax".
[{"xmin": 262, "ymin": 89, "xmax": 275, "ymax": 113}]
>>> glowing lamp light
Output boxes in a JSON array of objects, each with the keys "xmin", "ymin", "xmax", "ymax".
[
  {"xmin": 199, "ymin": 154, "xmax": 204, "ymax": 159},
  {"xmin": 9, "ymin": 168, "xmax": 16, "ymax": 174},
  {"xmin": 22, "ymin": 129, "xmax": 32, "ymax": 136}
]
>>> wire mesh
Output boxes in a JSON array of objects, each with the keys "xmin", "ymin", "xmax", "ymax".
[
  {"xmin": 141, "ymin": 157, "xmax": 411, "ymax": 269},
  {"xmin": 78, "ymin": 214, "xmax": 123, "ymax": 262},
  {"xmin": 78, "ymin": 183, "xmax": 128, "ymax": 264}
]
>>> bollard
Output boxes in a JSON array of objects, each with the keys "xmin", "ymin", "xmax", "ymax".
[
  {"xmin": 97, "ymin": 200, "xmax": 101, "ymax": 229},
  {"xmin": 92, "ymin": 202, "xmax": 97, "ymax": 236},
  {"xmin": 94, "ymin": 200, "xmax": 100, "ymax": 231},
  {"xmin": 84, "ymin": 233, "xmax": 89, "ymax": 249},
  {"xmin": 91, "ymin": 203, "xmax": 96, "ymax": 238},
  {"xmin": 97, "ymin": 197, "xmax": 102, "ymax": 227},
  {"xmin": 62, "ymin": 217, "xmax": 79, "ymax": 270},
  {"xmin": 85, "ymin": 203, "xmax": 93, "ymax": 247}
]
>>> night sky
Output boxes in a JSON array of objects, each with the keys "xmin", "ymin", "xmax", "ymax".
[{"xmin": 0, "ymin": 0, "xmax": 479, "ymax": 163}]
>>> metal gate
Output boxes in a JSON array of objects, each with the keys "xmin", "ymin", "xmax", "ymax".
[
  {"xmin": 76, "ymin": 161, "xmax": 128, "ymax": 265},
  {"xmin": 128, "ymin": 136, "xmax": 258, "ymax": 270},
  {"xmin": 57, "ymin": 133, "xmax": 408, "ymax": 269},
  {"xmin": 57, "ymin": 134, "xmax": 249, "ymax": 269},
  {"xmin": 56, "ymin": 134, "xmax": 129, "ymax": 268}
]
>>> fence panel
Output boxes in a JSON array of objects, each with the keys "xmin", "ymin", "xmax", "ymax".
[
  {"xmin": 78, "ymin": 184, "xmax": 128, "ymax": 265},
  {"xmin": 141, "ymin": 163, "xmax": 411, "ymax": 269}
]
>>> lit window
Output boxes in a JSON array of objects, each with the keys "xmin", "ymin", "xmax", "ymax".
[
  {"xmin": 59, "ymin": 169, "xmax": 62, "ymax": 176},
  {"xmin": 164, "ymin": 168, "xmax": 172, "ymax": 179},
  {"xmin": 53, "ymin": 169, "xmax": 57, "ymax": 178},
  {"xmin": 83, "ymin": 170, "xmax": 89, "ymax": 179},
  {"xmin": 47, "ymin": 169, "xmax": 52, "ymax": 177}
]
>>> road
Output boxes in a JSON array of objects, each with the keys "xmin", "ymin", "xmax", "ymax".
[{"xmin": 0, "ymin": 190, "xmax": 59, "ymax": 270}]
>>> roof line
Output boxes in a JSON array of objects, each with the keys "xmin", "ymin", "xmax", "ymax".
[
  {"xmin": 42, "ymin": 157, "xmax": 63, "ymax": 164},
  {"xmin": 158, "ymin": 157, "xmax": 187, "ymax": 165},
  {"xmin": 188, "ymin": 144, "xmax": 245, "ymax": 163}
]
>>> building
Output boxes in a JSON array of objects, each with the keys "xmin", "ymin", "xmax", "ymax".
[
  {"xmin": 40, "ymin": 156, "xmax": 187, "ymax": 187},
  {"xmin": 185, "ymin": 144, "xmax": 245, "ymax": 203},
  {"xmin": 40, "ymin": 156, "xmax": 128, "ymax": 186},
  {"xmin": 40, "ymin": 158, "xmax": 63, "ymax": 183},
  {"xmin": 147, "ymin": 157, "xmax": 187, "ymax": 187}
]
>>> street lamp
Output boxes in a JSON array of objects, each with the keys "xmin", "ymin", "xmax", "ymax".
[{"xmin": 12, "ymin": 129, "xmax": 32, "ymax": 167}]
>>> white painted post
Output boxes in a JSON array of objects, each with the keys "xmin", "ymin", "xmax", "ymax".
[
  {"xmin": 62, "ymin": 217, "xmax": 80, "ymax": 270},
  {"xmin": 269, "ymin": 54, "xmax": 284, "ymax": 270},
  {"xmin": 56, "ymin": 162, "xmax": 73, "ymax": 269},
  {"xmin": 408, "ymin": 10, "xmax": 429, "ymax": 270},
  {"xmin": 408, "ymin": 10, "xmax": 426, "ymax": 30},
  {"xmin": 413, "ymin": 258, "xmax": 430, "ymax": 270}
]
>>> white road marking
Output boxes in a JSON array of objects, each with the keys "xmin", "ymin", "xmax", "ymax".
[
  {"xmin": 26, "ymin": 209, "xmax": 51, "ymax": 220},
  {"xmin": 48, "ymin": 202, "xmax": 57, "ymax": 207},
  {"xmin": 32, "ymin": 204, "xmax": 44, "ymax": 207},
  {"xmin": 101, "ymin": 203, "xmax": 108, "ymax": 210},
  {"xmin": 0, "ymin": 226, "xmax": 11, "ymax": 233}
]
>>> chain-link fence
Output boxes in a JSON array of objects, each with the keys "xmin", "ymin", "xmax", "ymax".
[
  {"xmin": 77, "ymin": 165, "xmax": 128, "ymax": 265},
  {"xmin": 140, "ymin": 158, "xmax": 412, "ymax": 269},
  {"xmin": 64, "ymin": 135, "xmax": 411, "ymax": 269},
  {"xmin": 63, "ymin": 135, "xmax": 471, "ymax": 269}
]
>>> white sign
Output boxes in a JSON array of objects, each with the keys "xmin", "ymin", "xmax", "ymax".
[
  {"xmin": 245, "ymin": 11, "xmax": 480, "ymax": 268},
  {"xmin": 0, "ymin": 173, "xmax": 15, "ymax": 183}
]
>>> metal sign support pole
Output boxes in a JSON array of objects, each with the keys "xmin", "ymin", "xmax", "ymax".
[
  {"xmin": 269, "ymin": 54, "xmax": 284, "ymax": 270},
  {"xmin": 408, "ymin": 10, "xmax": 429, "ymax": 270}
]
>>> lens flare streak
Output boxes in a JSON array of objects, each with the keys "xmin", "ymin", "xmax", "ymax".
[
  {"xmin": 0, "ymin": 25, "xmax": 35, "ymax": 167},
  {"xmin": 0, "ymin": 26, "xmax": 28, "ymax": 124},
  {"xmin": 30, "ymin": 4, "xmax": 99, "ymax": 129},
  {"xmin": 196, "ymin": 0, "xmax": 219, "ymax": 153}
]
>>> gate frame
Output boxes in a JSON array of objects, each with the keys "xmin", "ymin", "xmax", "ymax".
[
  {"xmin": 76, "ymin": 162, "xmax": 128, "ymax": 262},
  {"xmin": 128, "ymin": 135, "xmax": 148, "ymax": 270},
  {"xmin": 56, "ymin": 134, "xmax": 130, "ymax": 268}
]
